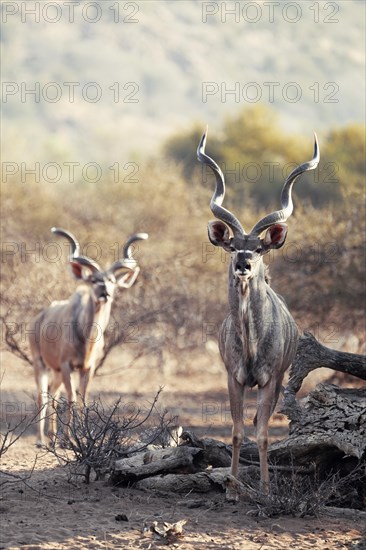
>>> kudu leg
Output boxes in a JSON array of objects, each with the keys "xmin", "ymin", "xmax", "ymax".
[
  {"xmin": 79, "ymin": 368, "xmax": 93, "ymax": 405},
  {"xmin": 60, "ymin": 363, "xmax": 77, "ymax": 443},
  {"xmin": 227, "ymin": 376, "xmax": 245, "ymax": 501},
  {"xmin": 48, "ymin": 371, "xmax": 62, "ymax": 444},
  {"xmin": 33, "ymin": 358, "xmax": 48, "ymax": 447},
  {"xmin": 255, "ymin": 381, "xmax": 279, "ymax": 494}
]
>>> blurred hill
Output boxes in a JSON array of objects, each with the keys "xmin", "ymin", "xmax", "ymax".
[{"xmin": 2, "ymin": 0, "xmax": 365, "ymax": 163}]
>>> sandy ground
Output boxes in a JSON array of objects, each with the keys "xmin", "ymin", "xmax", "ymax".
[{"xmin": 1, "ymin": 351, "xmax": 365, "ymax": 549}]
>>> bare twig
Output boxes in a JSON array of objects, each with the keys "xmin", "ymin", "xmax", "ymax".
[
  {"xmin": 0, "ymin": 408, "xmax": 43, "ymax": 487},
  {"xmin": 0, "ymin": 312, "xmax": 32, "ymax": 365},
  {"xmin": 0, "ymin": 408, "xmax": 41, "ymax": 460}
]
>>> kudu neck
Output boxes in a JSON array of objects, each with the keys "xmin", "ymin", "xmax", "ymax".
[
  {"xmin": 77, "ymin": 282, "xmax": 114, "ymax": 313},
  {"xmin": 228, "ymin": 259, "xmax": 268, "ymax": 312}
]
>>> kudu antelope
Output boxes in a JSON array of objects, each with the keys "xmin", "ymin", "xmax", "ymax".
[
  {"xmin": 198, "ymin": 130, "xmax": 319, "ymax": 497},
  {"xmin": 29, "ymin": 228, "xmax": 148, "ymax": 446}
]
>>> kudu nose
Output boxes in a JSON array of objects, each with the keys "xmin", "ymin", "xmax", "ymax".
[
  {"xmin": 235, "ymin": 259, "xmax": 251, "ymax": 275},
  {"xmin": 235, "ymin": 262, "xmax": 252, "ymax": 273}
]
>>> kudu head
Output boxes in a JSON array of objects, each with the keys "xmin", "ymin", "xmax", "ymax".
[
  {"xmin": 52, "ymin": 228, "xmax": 148, "ymax": 303},
  {"xmin": 197, "ymin": 129, "xmax": 319, "ymax": 281}
]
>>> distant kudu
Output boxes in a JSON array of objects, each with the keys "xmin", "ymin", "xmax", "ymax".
[
  {"xmin": 198, "ymin": 129, "xmax": 319, "ymax": 498},
  {"xmin": 29, "ymin": 228, "xmax": 148, "ymax": 446}
]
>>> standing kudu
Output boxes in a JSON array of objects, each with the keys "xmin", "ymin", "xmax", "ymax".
[
  {"xmin": 198, "ymin": 129, "xmax": 319, "ymax": 497},
  {"xmin": 29, "ymin": 228, "xmax": 148, "ymax": 446}
]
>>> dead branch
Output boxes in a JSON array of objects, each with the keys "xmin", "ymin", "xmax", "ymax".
[
  {"xmin": 0, "ymin": 408, "xmax": 42, "ymax": 486},
  {"xmin": 0, "ymin": 313, "xmax": 32, "ymax": 365},
  {"xmin": 286, "ymin": 331, "xmax": 366, "ymax": 399},
  {"xmin": 0, "ymin": 408, "xmax": 41, "ymax": 460}
]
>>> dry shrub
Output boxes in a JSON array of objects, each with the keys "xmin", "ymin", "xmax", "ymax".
[
  {"xmin": 1, "ymin": 133, "xmax": 365, "ymax": 374},
  {"xmin": 46, "ymin": 389, "xmax": 179, "ymax": 484},
  {"xmin": 234, "ymin": 461, "xmax": 365, "ymax": 517},
  {"xmin": 267, "ymin": 462, "xmax": 366, "ymax": 516}
]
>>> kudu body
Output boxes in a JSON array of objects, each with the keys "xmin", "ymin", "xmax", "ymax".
[
  {"xmin": 29, "ymin": 228, "xmax": 148, "ymax": 446},
  {"xmin": 198, "ymin": 130, "xmax": 319, "ymax": 496}
]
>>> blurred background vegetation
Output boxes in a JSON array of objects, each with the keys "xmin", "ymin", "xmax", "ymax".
[{"xmin": 2, "ymin": 105, "xmax": 365, "ymax": 374}]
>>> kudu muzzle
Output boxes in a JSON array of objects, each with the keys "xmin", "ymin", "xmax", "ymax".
[{"xmin": 234, "ymin": 250, "xmax": 257, "ymax": 279}]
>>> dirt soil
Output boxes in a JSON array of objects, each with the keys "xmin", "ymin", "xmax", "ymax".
[{"xmin": 1, "ymin": 352, "xmax": 365, "ymax": 550}]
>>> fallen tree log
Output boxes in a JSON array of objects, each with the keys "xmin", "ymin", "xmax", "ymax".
[
  {"xmin": 180, "ymin": 432, "xmax": 314, "ymax": 473},
  {"xmin": 135, "ymin": 467, "xmax": 260, "ymax": 497},
  {"xmin": 180, "ymin": 384, "xmax": 365, "ymax": 469},
  {"xmin": 277, "ymin": 383, "xmax": 366, "ymax": 464},
  {"xmin": 278, "ymin": 332, "xmax": 366, "ymax": 468},
  {"xmin": 136, "ymin": 468, "xmax": 230, "ymax": 493},
  {"xmin": 112, "ymin": 446, "xmax": 204, "ymax": 484},
  {"xmin": 282, "ymin": 331, "xmax": 365, "ymax": 423},
  {"xmin": 112, "ymin": 433, "xmax": 314, "ymax": 488}
]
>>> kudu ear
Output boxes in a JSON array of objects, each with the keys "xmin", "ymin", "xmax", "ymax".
[
  {"xmin": 208, "ymin": 221, "xmax": 232, "ymax": 250},
  {"xmin": 262, "ymin": 223, "xmax": 288, "ymax": 250},
  {"xmin": 116, "ymin": 266, "xmax": 140, "ymax": 289},
  {"xmin": 69, "ymin": 261, "xmax": 96, "ymax": 280},
  {"xmin": 69, "ymin": 261, "xmax": 84, "ymax": 280}
]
